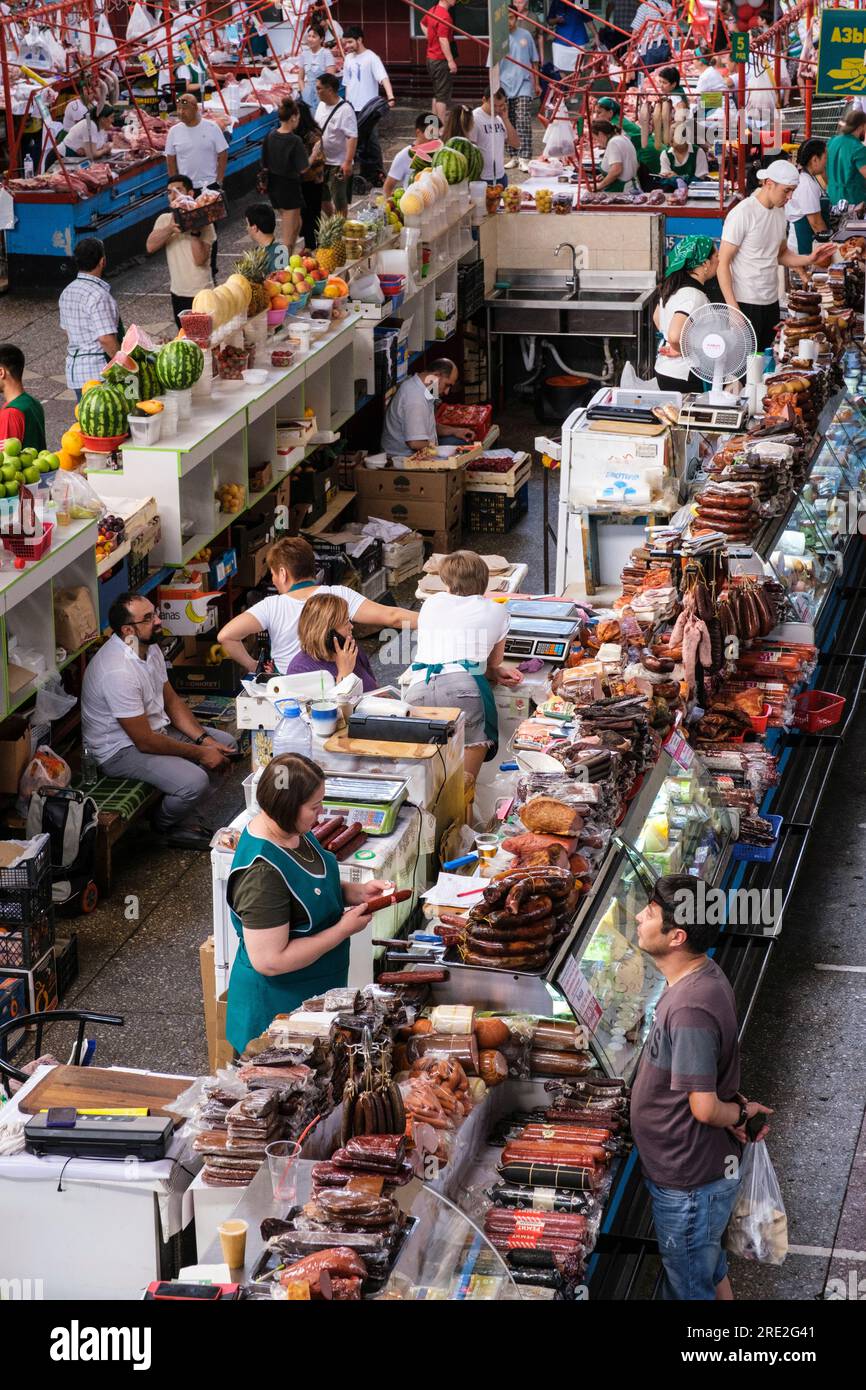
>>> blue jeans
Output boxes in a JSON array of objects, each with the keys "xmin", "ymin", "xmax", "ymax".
[{"xmin": 645, "ymin": 1173, "xmax": 741, "ymax": 1300}]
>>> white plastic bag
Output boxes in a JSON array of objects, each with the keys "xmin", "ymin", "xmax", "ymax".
[
  {"xmin": 542, "ymin": 116, "xmax": 575, "ymax": 159},
  {"xmin": 727, "ymin": 1141, "xmax": 789, "ymax": 1265},
  {"xmin": 34, "ymin": 676, "xmax": 76, "ymax": 724},
  {"xmin": 126, "ymin": 3, "xmax": 156, "ymax": 43}
]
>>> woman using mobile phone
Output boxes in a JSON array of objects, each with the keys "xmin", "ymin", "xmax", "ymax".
[{"xmin": 284, "ymin": 593, "xmax": 378, "ymax": 700}]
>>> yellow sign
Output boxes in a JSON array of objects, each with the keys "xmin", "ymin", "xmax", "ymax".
[
  {"xmin": 141, "ymin": 51, "xmax": 157, "ymax": 77},
  {"xmin": 817, "ymin": 9, "xmax": 866, "ymax": 94}
]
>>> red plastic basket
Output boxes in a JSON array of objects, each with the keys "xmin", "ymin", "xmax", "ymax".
[
  {"xmin": 749, "ymin": 703, "xmax": 772, "ymax": 735},
  {"xmin": 791, "ymin": 690, "xmax": 846, "ymax": 733},
  {"xmin": 1, "ymin": 519, "xmax": 53, "ymax": 561}
]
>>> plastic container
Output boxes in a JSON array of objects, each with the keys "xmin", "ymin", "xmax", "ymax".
[
  {"xmin": 731, "ymin": 813, "xmax": 783, "ymax": 863},
  {"xmin": 791, "ymin": 690, "xmax": 846, "ymax": 733},
  {"xmin": 242, "ymin": 368, "xmax": 269, "ymax": 385},
  {"xmin": 309, "ymin": 701, "xmax": 340, "ymax": 738},
  {"xmin": 2, "ymin": 519, "xmax": 53, "ymax": 561},
  {"xmin": 80, "ymin": 432, "xmax": 127, "ymax": 452},
  {"xmin": 749, "ymin": 703, "xmax": 772, "ymax": 736},
  {"xmin": 267, "ymin": 307, "xmax": 288, "ymax": 327},
  {"xmin": 127, "ymin": 413, "xmax": 163, "ymax": 445},
  {"xmin": 166, "ymin": 387, "xmax": 192, "ymax": 420}
]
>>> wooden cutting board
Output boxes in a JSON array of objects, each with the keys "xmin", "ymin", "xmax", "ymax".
[
  {"xmin": 324, "ymin": 735, "xmax": 438, "ymax": 759},
  {"xmin": 587, "ymin": 418, "xmax": 667, "ymax": 436},
  {"xmin": 18, "ymin": 1066, "xmax": 195, "ymax": 1124}
]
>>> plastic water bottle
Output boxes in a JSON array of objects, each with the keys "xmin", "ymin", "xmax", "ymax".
[
  {"xmin": 272, "ymin": 699, "xmax": 312, "ymax": 758},
  {"xmin": 81, "ymin": 740, "xmax": 99, "ymax": 787},
  {"xmin": 23, "ymin": 154, "xmax": 34, "ymax": 179}
]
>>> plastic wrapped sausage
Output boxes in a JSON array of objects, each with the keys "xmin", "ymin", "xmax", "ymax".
[{"xmin": 529, "ymin": 1049, "xmax": 595, "ymax": 1077}]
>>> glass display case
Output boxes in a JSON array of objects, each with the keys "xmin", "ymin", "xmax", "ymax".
[
  {"xmin": 550, "ymin": 839, "xmax": 663, "ymax": 1083},
  {"xmin": 633, "ymin": 746, "xmax": 733, "ymax": 884},
  {"xmin": 379, "ymin": 1186, "xmax": 521, "ymax": 1301}
]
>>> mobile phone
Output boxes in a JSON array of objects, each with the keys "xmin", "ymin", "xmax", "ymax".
[
  {"xmin": 328, "ymin": 628, "xmax": 346, "ymax": 652},
  {"xmin": 745, "ymin": 1112, "xmax": 766, "ymax": 1141},
  {"xmin": 46, "ymin": 1107, "xmax": 77, "ymax": 1128}
]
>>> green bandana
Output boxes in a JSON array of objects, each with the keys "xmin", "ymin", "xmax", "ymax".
[
  {"xmin": 666, "ymin": 234, "xmax": 716, "ymax": 276},
  {"xmin": 597, "ymin": 97, "xmax": 620, "ymax": 117}
]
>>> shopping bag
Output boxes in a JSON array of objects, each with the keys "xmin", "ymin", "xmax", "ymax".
[
  {"xmin": 126, "ymin": 3, "xmax": 156, "ymax": 43},
  {"xmin": 726, "ymin": 1141, "xmax": 789, "ymax": 1265}
]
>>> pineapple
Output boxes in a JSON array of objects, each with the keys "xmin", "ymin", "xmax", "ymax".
[
  {"xmin": 315, "ymin": 213, "xmax": 346, "ymax": 275},
  {"xmin": 233, "ymin": 247, "xmax": 270, "ymax": 316}
]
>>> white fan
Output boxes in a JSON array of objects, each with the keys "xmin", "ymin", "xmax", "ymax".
[{"xmin": 679, "ymin": 303, "xmax": 758, "ymax": 406}]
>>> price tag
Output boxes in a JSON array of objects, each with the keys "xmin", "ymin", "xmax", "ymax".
[
  {"xmin": 663, "ymin": 728, "xmax": 694, "ymax": 771},
  {"xmin": 180, "ymin": 38, "xmax": 195, "ymax": 66},
  {"xmin": 141, "ymin": 51, "xmax": 157, "ymax": 77},
  {"xmin": 557, "ymin": 953, "xmax": 603, "ymax": 1034}
]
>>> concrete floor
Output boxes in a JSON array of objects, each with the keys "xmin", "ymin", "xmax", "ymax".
[{"xmin": 4, "ymin": 113, "xmax": 864, "ymax": 1302}]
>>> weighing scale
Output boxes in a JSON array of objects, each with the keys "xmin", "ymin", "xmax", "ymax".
[
  {"xmin": 503, "ymin": 614, "xmax": 581, "ymax": 663},
  {"xmin": 677, "ymin": 394, "xmax": 748, "ymax": 432},
  {"xmin": 323, "ymin": 775, "xmax": 408, "ymax": 835}
]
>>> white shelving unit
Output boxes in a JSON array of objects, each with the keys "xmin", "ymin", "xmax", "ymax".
[{"xmin": 88, "ymin": 316, "xmax": 361, "ymax": 567}]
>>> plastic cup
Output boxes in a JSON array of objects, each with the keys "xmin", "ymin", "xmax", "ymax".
[
  {"xmin": 217, "ymin": 1218, "xmax": 248, "ymax": 1268},
  {"xmin": 475, "ymin": 833, "xmax": 499, "ymax": 866},
  {"xmin": 266, "ymin": 1139, "xmax": 301, "ymax": 1204}
]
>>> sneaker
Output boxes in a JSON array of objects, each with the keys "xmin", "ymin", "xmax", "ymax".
[
  {"xmin": 504, "ymin": 157, "xmax": 519, "ymax": 169},
  {"xmin": 519, "ymin": 159, "xmax": 531, "ymax": 173},
  {"xmin": 151, "ymin": 818, "xmax": 214, "ymax": 851}
]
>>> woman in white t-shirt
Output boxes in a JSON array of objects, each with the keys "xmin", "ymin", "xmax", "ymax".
[
  {"xmin": 653, "ymin": 235, "xmax": 719, "ymax": 393},
  {"xmin": 217, "ymin": 537, "xmax": 417, "ymax": 675},
  {"xmin": 591, "ymin": 120, "xmax": 639, "ymax": 193},
  {"xmin": 405, "ymin": 551, "xmax": 520, "ymax": 779},
  {"xmin": 786, "ymin": 138, "xmax": 829, "ymax": 254}
]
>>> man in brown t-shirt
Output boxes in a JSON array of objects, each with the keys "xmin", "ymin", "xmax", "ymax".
[{"xmin": 631, "ymin": 874, "xmax": 772, "ymax": 1300}]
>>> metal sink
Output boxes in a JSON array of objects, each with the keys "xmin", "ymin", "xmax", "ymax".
[{"xmin": 486, "ymin": 268, "xmax": 656, "ymax": 336}]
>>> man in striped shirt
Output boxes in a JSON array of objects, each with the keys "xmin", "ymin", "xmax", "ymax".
[
  {"xmin": 632, "ymin": 0, "xmax": 674, "ymax": 73},
  {"xmin": 58, "ymin": 238, "xmax": 120, "ymax": 399}
]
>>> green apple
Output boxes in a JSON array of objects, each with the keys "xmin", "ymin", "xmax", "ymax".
[
  {"xmin": 1, "ymin": 464, "xmax": 16, "ymax": 482},
  {"xmin": 14, "ymin": 471, "xmax": 24, "ymax": 484},
  {"xmin": 289, "ymin": 253, "xmax": 302, "ymax": 268},
  {"xmin": 36, "ymin": 457, "xmax": 53, "ymax": 473},
  {"xmin": 21, "ymin": 448, "xmax": 37, "ymax": 462},
  {"xmin": 4, "ymin": 480, "xmax": 19, "ymax": 496},
  {"xmin": 3, "ymin": 438, "xmax": 21, "ymax": 456},
  {"xmin": 23, "ymin": 466, "xmax": 40, "ymax": 484},
  {"xmin": 40, "ymin": 452, "xmax": 59, "ymax": 469}
]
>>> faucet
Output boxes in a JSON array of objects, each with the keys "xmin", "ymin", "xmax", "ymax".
[{"xmin": 554, "ymin": 242, "xmax": 579, "ymax": 297}]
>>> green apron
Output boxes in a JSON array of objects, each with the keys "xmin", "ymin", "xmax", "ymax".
[
  {"xmin": 792, "ymin": 191, "xmax": 831, "ymax": 255},
  {"xmin": 225, "ymin": 827, "xmax": 347, "ymax": 1054},
  {"xmin": 410, "ymin": 660, "xmax": 499, "ymax": 762},
  {"xmin": 662, "ymin": 146, "xmax": 698, "ymax": 182}
]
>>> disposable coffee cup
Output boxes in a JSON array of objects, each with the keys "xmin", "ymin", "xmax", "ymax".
[
  {"xmin": 310, "ymin": 701, "xmax": 339, "ymax": 737},
  {"xmin": 217, "ymin": 1218, "xmax": 248, "ymax": 1268},
  {"xmin": 799, "ymin": 339, "xmax": 818, "ymax": 362}
]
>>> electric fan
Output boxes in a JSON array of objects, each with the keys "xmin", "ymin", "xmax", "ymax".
[{"xmin": 677, "ymin": 303, "xmax": 758, "ymax": 431}]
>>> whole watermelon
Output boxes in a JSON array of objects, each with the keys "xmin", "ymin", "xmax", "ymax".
[
  {"xmin": 78, "ymin": 384, "xmax": 129, "ymax": 438},
  {"xmin": 433, "ymin": 147, "xmax": 468, "ymax": 185},
  {"xmin": 446, "ymin": 138, "xmax": 483, "ymax": 182},
  {"xmin": 155, "ymin": 339, "xmax": 204, "ymax": 390},
  {"xmin": 102, "ymin": 364, "xmax": 138, "ymax": 408}
]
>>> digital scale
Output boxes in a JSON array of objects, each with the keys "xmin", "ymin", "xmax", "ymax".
[
  {"xmin": 323, "ymin": 775, "xmax": 408, "ymax": 835},
  {"xmin": 677, "ymin": 395, "xmax": 748, "ymax": 432},
  {"xmin": 508, "ymin": 600, "xmax": 578, "ymax": 622},
  {"xmin": 503, "ymin": 614, "xmax": 581, "ymax": 663}
]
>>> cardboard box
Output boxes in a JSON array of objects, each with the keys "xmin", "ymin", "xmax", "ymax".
[
  {"xmin": 157, "ymin": 595, "xmax": 218, "ymax": 637},
  {"xmin": 356, "ymin": 490, "xmax": 462, "ymax": 533},
  {"xmin": 235, "ymin": 541, "xmax": 271, "ymax": 589},
  {"xmin": 6, "ymin": 948, "xmax": 58, "ymax": 1015},
  {"xmin": 0, "ymin": 715, "xmax": 32, "ymax": 795},
  {"xmin": 354, "ymin": 468, "xmax": 464, "ymax": 505},
  {"xmin": 53, "ymin": 585, "xmax": 99, "ymax": 652},
  {"xmin": 168, "ymin": 636, "xmax": 237, "ymax": 695},
  {"xmin": 435, "ymin": 314, "xmax": 457, "ymax": 342},
  {"xmin": 209, "ymin": 547, "xmax": 237, "ymax": 588},
  {"xmin": 273, "ymin": 476, "xmax": 292, "ymax": 511},
  {"xmin": 231, "ymin": 514, "xmax": 271, "ymax": 559},
  {"xmin": 200, "ymin": 936, "xmax": 234, "ymax": 1071},
  {"xmin": 0, "ymin": 973, "xmax": 26, "ymax": 1028}
]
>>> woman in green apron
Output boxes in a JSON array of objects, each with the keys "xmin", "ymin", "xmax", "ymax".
[
  {"xmin": 404, "ymin": 550, "xmax": 521, "ymax": 780},
  {"xmin": 225, "ymin": 752, "xmax": 392, "ymax": 1054},
  {"xmin": 786, "ymin": 139, "xmax": 829, "ymax": 256},
  {"xmin": 658, "ymin": 137, "xmax": 710, "ymax": 187}
]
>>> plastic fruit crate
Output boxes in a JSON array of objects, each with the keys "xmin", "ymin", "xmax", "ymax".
[
  {"xmin": 0, "ymin": 911, "xmax": 55, "ymax": 969},
  {"xmin": 791, "ymin": 690, "xmax": 846, "ymax": 733},
  {"xmin": 731, "ymin": 813, "xmax": 783, "ymax": 863}
]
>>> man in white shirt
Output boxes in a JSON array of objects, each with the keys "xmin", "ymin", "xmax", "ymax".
[
  {"xmin": 591, "ymin": 119, "xmax": 639, "ymax": 192},
  {"xmin": 383, "ymin": 112, "xmax": 441, "ymax": 198},
  {"xmin": 81, "ymin": 593, "xmax": 236, "ymax": 850},
  {"xmin": 218, "ymin": 537, "xmax": 417, "ymax": 675},
  {"xmin": 340, "ymin": 25, "xmax": 394, "ymax": 184},
  {"xmin": 472, "ymin": 90, "xmax": 519, "ymax": 184},
  {"xmin": 315, "ymin": 71, "xmax": 358, "ymax": 215},
  {"xmin": 165, "ymin": 92, "xmax": 227, "ymax": 275},
  {"xmin": 717, "ymin": 160, "xmax": 836, "ymax": 350},
  {"xmin": 380, "ymin": 358, "xmax": 474, "ymax": 456}
]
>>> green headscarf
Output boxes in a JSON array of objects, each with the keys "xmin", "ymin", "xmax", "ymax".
[
  {"xmin": 666, "ymin": 234, "xmax": 716, "ymax": 276},
  {"xmin": 597, "ymin": 97, "xmax": 621, "ymax": 117}
]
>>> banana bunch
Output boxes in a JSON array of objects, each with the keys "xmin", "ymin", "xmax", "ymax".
[{"xmin": 206, "ymin": 643, "xmax": 226, "ymax": 666}]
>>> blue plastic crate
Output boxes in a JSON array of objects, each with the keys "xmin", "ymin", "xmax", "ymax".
[{"xmin": 731, "ymin": 813, "xmax": 783, "ymax": 863}]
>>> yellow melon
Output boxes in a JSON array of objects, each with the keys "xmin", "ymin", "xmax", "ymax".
[{"xmin": 226, "ymin": 273, "xmax": 252, "ymax": 308}]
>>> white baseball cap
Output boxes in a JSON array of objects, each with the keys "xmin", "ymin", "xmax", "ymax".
[{"xmin": 756, "ymin": 160, "xmax": 799, "ymax": 187}]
